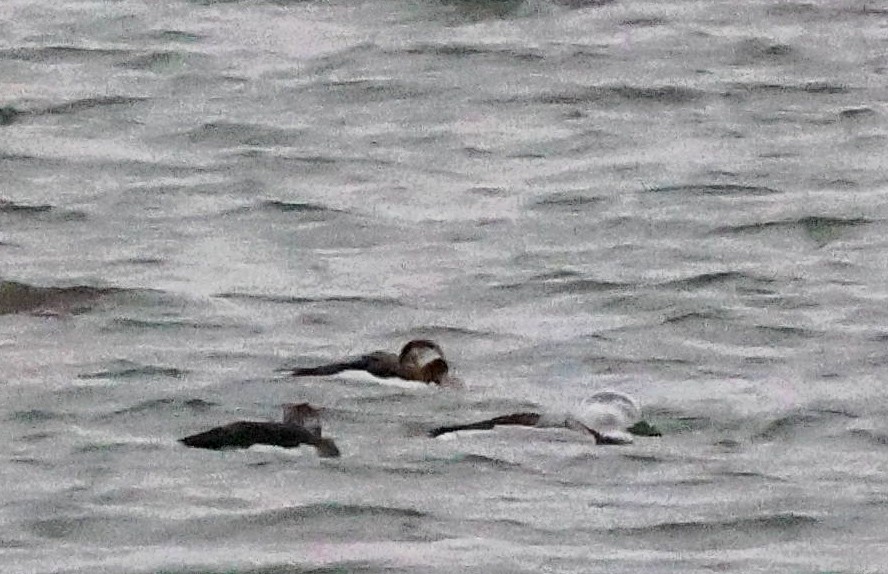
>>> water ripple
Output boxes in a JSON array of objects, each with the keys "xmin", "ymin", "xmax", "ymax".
[
  {"xmin": 77, "ymin": 360, "xmax": 187, "ymax": 381},
  {"xmin": 0, "ymin": 280, "xmax": 123, "ymax": 315}
]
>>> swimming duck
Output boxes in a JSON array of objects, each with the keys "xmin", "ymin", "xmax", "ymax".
[
  {"xmin": 180, "ymin": 402, "xmax": 340, "ymax": 457},
  {"xmin": 290, "ymin": 339, "xmax": 461, "ymax": 387},
  {"xmin": 429, "ymin": 391, "xmax": 660, "ymax": 443}
]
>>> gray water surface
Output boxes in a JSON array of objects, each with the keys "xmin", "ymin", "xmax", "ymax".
[{"xmin": 2, "ymin": 0, "xmax": 888, "ymax": 572}]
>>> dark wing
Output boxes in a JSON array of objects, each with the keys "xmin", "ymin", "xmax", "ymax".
[
  {"xmin": 290, "ymin": 358, "xmax": 371, "ymax": 377},
  {"xmin": 429, "ymin": 413, "xmax": 541, "ymax": 438},
  {"xmin": 290, "ymin": 352, "xmax": 402, "ymax": 379},
  {"xmin": 180, "ymin": 422, "xmax": 319, "ymax": 450}
]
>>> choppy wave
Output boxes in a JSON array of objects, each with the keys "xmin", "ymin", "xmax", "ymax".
[
  {"xmin": 645, "ymin": 183, "xmax": 780, "ymax": 195},
  {"xmin": 714, "ymin": 215, "xmax": 870, "ymax": 245},
  {"xmin": 492, "ymin": 274, "xmax": 629, "ymax": 295},
  {"xmin": 216, "ymin": 292, "xmax": 403, "ymax": 306},
  {"xmin": 108, "ymin": 397, "xmax": 216, "ymax": 417},
  {"xmin": 608, "ymin": 513, "xmax": 819, "ymax": 549},
  {"xmin": 0, "ymin": 280, "xmax": 123, "ymax": 315},
  {"xmin": 530, "ymin": 192, "xmax": 603, "ymax": 211},
  {"xmin": 77, "ymin": 360, "xmax": 187, "ymax": 380},
  {"xmin": 182, "ymin": 122, "xmax": 305, "ymax": 147},
  {"xmin": 754, "ymin": 408, "xmax": 859, "ymax": 441},
  {"xmin": 534, "ymin": 85, "xmax": 706, "ymax": 106},
  {"xmin": 400, "ymin": 43, "xmax": 545, "ymax": 61},
  {"xmin": 0, "ymin": 199, "xmax": 86, "ymax": 221},
  {"xmin": 0, "ymin": 46, "xmax": 129, "ymax": 62}
]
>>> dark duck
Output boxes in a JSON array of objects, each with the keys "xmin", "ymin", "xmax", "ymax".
[
  {"xmin": 429, "ymin": 391, "xmax": 661, "ymax": 444},
  {"xmin": 290, "ymin": 339, "xmax": 461, "ymax": 387},
  {"xmin": 180, "ymin": 403, "xmax": 340, "ymax": 457}
]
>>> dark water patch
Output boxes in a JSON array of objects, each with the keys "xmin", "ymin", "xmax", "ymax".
[
  {"xmin": 117, "ymin": 51, "xmax": 195, "ymax": 72},
  {"xmin": 0, "ymin": 199, "xmax": 51, "ymax": 213},
  {"xmin": 848, "ymin": 428, "xmax": 888, "ymax": 447},
  {"xmin": 467, "ymin": 186, "xmax": 508, "ymax": 196},
  {"xmin": 319, "ymin": 78, "xmax": 434, "ymax": 103},
  {"xmin": 620, "ymin": 17, "xmax": 666, "ymax": 27},
  {"xmin": 718, "ymin": 470, "xmax": 790, "ymax": 483},
  {"xmin": 619, "ymin": 453, "xmax": 667, "ymax": 464},
  {"xmin": 645, "ymin": 183, "xmax": 780, "ymax": 195},
  {"xmin": 530, "ymin": 191, "xmax": 602, "ymax": 211},
  {"xmin": 714, "ymin": 216, "xmax": 869, "ymax": 245},
  {"xmin": 641, "ymin": 413, "xmax": 715, "ymax": 434},
  {"xmin": 0, "ymin": 106, "xmax": 20, "ymax": 125},
  {"xmin": 581, "ymin": 354, "xmax": 692, "ymax": 375},
  {"xmin": 78, "ymin": 360, "xmax": 187, "ymax": 381},
  {"xmin": 0, "ymin": 152, "xmax": 39, "ymax": 162},
  {"xmin": 0, "ymin": 45, "xmax": 129, "ymax": 62},
  {"xmin": 553, "ymin": 0, "xmax": 616, "ymax": 9},
  {"xmin": 218, "ymin": 199, "xmax": 343, "ymax": 222},
  {"xmin": 755, "ymin": 409, "xmax": 858, "ymax": 441},
  {"xmin": 608, "ymin": 513, "xmax": 818, "ymax": 549},
  {"xmin": 28, "ymin": 517, "xmax": 86, "ymax": 539},
  {"xmin": 350, "ymin": 393, "xmax": 417, "ymax": 408},
  {"xmin": 102, "ymin": 317, "xmax": 228, "ymax": 332},
  {"xmin": 109, "ymin": 397, "xmax": 216, "ymax": 417},
  {"xmin": 847, "ymin": 5, "xmax": 888, "ymax": 16},
  {"xmin": 655, "ymin": 271, "xmax": 767, "ymax": 290},
  {"xmin": 19, "ymin": 432, "xmax": 58, "ymax": 443},
  {"xmin": 662, "ymin": 309, "xmax": 729, "ymax": 325},
  {"xmin": 0, "ymin": 198, "xmax": 86, "ymax": 221},
  {"xmin": 0, "ymin": 538, "xmax": 32, "ymax": 548},
  {"xmin": 222, "ymin": 502, "xmax": 430, "ymax": 528},
  {"xmin": 437, "ymin": 0, "xmax": 528, "ymax": 20},
  {"xmin": 493, "ymin": 275, "xmax": 629, "ymax": 295},
  {"xmin": 147, "ymin": 29, "xmax": 204, "ymax": 43},
  {"xmin": 816, "ymin": 178, "xmax": 858, "ymax": 189},
  {"xmin": 128, "ymin": 177, "xmax": 263, "ymax": 198},
  {"xmin": 464, "ymin": 146, "xmax": 494, "ymax": 157},
  {"xmin": 378, "ymin": 465, "xmax": 446, "ymax": 478},
  {"xmin": 716, "ymin": 437, "xmax": 742, "ymax": 450},
  {"xmin": 75, "ymin": 441, "xmax": 162, "ymax": 454},
  {"xmin": 766, "ymin": 2, "xmax": 820, "ymax": 17},
  {"xmin": 730, "ymin": 38, "xmax": 795, "ymax": 64},
  {"xmin": 754, "ymin": 324, "xmax": 817, "ymax": 340},
  {"xmin": 182, "ymin": 0, "xmax": 244, "ymax": 4},
  {"xmin": 448, "ymin": 453, "xmax": 522, "ymax": 470},
  {"xmin": 216, "ymin": 292, "xmax": 402, "ymax": 307},
  {"xmin": 183, "ymin": 121, "xmax": 304, "ymax": 147},
  {"xmin": 470, "ymin": 398, "xmax": 541, "ymax": 412},
  {"xmin": 232, "ymin": 150, "xmax": 344, "ymax": 170},
  {"xmin": 0, "ymin": 280, "xmax": 123, "ymax": 315},
  {"xmin": 9, "ymin": 409, "xmax": 70, "ymax": 423},
  {"xmin": 537, "ymin": 84, "xmax": 705, "ymax": 106},
  {"xmin": 530, "ymin": 269, "xmax": 582, "ymax": 281},
  {"xmin": 119, "ymin": 257, "xmax": 165, "ymax": 266},
  {"xmin": 402, "ymin": 43, "xmax": 545, "ymax": 61},
  {"xmin": 838, "ymin": 107, "xmax": 876, "ymax": 121},
  {"xmin": 726, "ymin": 81, "xmax": 850, "ymax": 96},
  {"xmin": 259, "ymin": 200, "xmax": 337, "ymax": 214},
  {"xmin": 169, "ymin": 563, "xmax": 400, "ymax": 574},
  {"xmin": 40, "ymin": 95, "xmax": 147, "ymax": 116}
]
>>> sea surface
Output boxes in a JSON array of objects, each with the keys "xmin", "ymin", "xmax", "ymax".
[{"xmin": 3, "ymin": 0, "xmax": 888, "ymax": 572}]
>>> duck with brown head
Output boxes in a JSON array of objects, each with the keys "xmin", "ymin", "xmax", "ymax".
[
  {"xmin": 290, "ymin": 339, "xmax": 461, "ymax": 387},
  {"xmin": 180, "ymin": 402, "xmax": 340, "ymax": 457}
]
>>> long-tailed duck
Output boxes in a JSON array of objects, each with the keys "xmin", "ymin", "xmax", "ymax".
[
  {"xmin": 291, "ymin": 339, "xmax": 461, "ymax": 387},
  {"xmin": 180, "ymin": 403, "xmax": 340, "ymax": 457}
]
